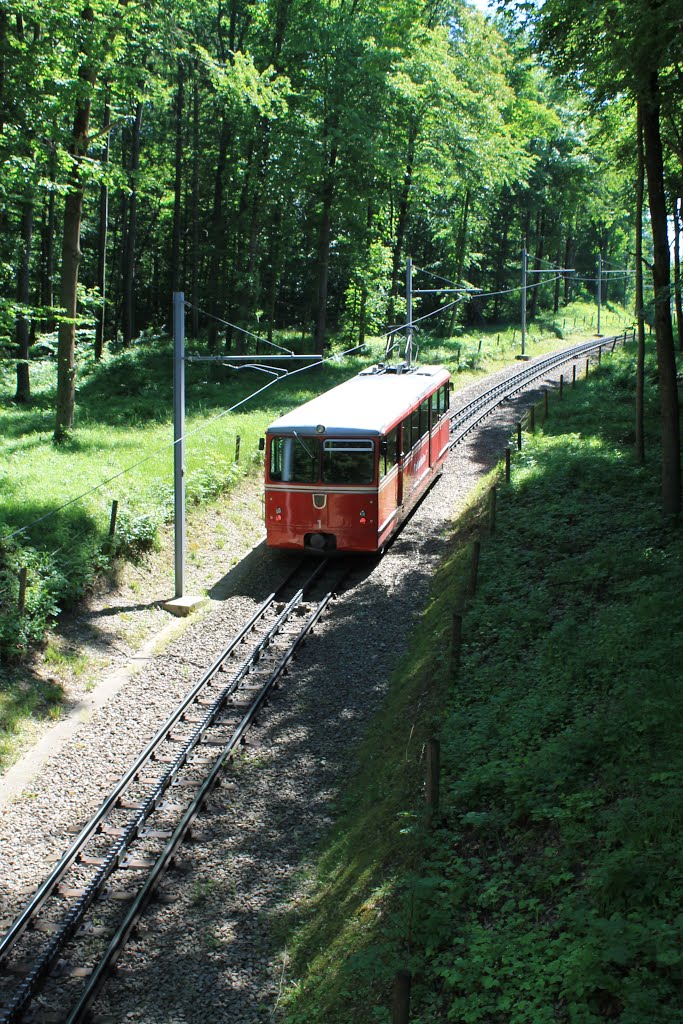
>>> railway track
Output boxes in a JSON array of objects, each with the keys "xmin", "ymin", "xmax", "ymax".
[
  {"xmin": 0, "ymin": 331, "xmax": 631, "ymax": 1021},
  {"xmin": 449, "ymin": 331, "xmax": 632, "ymax": 447},
  {"xmin": 0, "ymin": 557, "xmax": 353, "ymax": 1023}
]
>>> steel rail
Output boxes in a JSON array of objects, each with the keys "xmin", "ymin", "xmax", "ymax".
[
  {"xmin": 1, "ymin": 588, "xmax": 311, "ymax": 1023},
  {"xmin": 0, "ymin": 558, "xmax": 326, "ymax": 1022},
  {"xmin": 449, "ymin": 333, "xmax": 630, "ymax": 448},
  {"xmin": 0, "ymin": 598, "xmax": 271, "ymax": 964},
  {"xmin": 65, "ymin": 580, "xmax": 344, "ymax": 1023}
]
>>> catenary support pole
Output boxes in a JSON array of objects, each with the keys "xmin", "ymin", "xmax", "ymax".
[
  {"xmin": 521, "ymin": 247, "xmax": 527, "ymax": 357},
  {"xmin": 173, "ymin": 291, "xmax": 186, "ymax": 599},
  {"xmin": 406, "ymin": 256, "xmax": 413, "ymax": 367}
]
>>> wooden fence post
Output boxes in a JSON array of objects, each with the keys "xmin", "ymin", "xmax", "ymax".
[
  {"xmin": 572, "ymin": 364, "xmax": 576, "ymax": 388},
  {"xmin": 109, "ymin": 499, "xmax": 119, "ymax": 536},
  {"xmin": 585, "ymin": 358, "xmax": 590, "ymax": 379},
  {"xmin": 505, "ymin": 447, "xmax": 511, "ymax": 484},
  {"xmin": 468, "ymin": 540, "xmax": 481, "ymax": 597},
  {"xmin": 452, "ymin": 612, "xmax": 462, "ymax": 666},
  {"xmin": 488, "ymin": 486, "xmax": 497, "ymax": 533},
  {"xmin": 426, "ymin": 738, "xmax": 440, "ymax": 814},
  {"xmin": 18, "ymin": 568, "xmax": 27, "ymax": 615},
  {"xmin": 392, "ymin": 970, "xmax": 412, "ymax": 1024},
  {"xmin": 517, "ymin": 421, "xmax": 522, "ymax": 451},
  {"xmin": 235, "ymin": 435, "xmax": 241, "ymax": 463}
]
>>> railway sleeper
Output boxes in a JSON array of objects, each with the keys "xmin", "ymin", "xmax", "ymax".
[
  {"xmin": 119, "ymin": 856, "xmax": 156, "ymax": 870},
  {"xmin": 101, "ymin": 885, "xmax": 138, "ymax": 900},
  {"xmin": 2, "ymin": 959, "xmax": 35, "ymax": 976},
  {"xmin": 77, "ymin": 922, "xmax": 109, "ymax": 938},
  {"xmin": 52, "ymin": 962, "xmax": 93, "ymax": 978}
]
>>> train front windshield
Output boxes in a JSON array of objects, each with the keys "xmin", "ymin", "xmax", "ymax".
[{"xmin": 269, "ymin": 436, "xmax": 375, "ymax": 485}]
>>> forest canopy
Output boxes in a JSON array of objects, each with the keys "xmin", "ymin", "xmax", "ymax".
[
  {"xmin": 0, "ymin": 0, "xmax": 681, "ymax": 510},
  {"xmin": 0, "ymin": 1, "xmax": 642, "ymax": 353}
]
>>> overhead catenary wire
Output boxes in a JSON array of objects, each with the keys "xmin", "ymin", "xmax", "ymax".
[
  {"xmin": 188, "ymin": 304, "xmax": 294, "ymax": 355},
  {"xmin": 1, "ymin": 338, "xmax": 368, "ymax": 545},
  {"xmin": 2, "ymin": 252, "xmax": 629, "ymax": 548},
  {"xmin": 412, "ymin": 265, "xmax": 461, "ymax": 288}
]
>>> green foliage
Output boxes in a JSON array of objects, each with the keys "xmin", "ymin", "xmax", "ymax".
[
  {"xmin": 277, "ymin": 345, "xmax": 683, "ymax": 1023},
  {"xmin": 0, "ymin": 0, "xmax": 643, "ymax": 385},
  {"xmin": 0, "ymin": 539, "xmax": 63, "ymax": 657},
  {"xmin": 0, "ymin": 333, "xmax": 381, "ymax": 659}
]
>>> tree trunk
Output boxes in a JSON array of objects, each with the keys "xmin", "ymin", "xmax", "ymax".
[
  {"xmin": 122, "ymin": 100, "xmax": 143, "ymax": 346},
  {"xmin": 265, "ymin": 206, "xmax": 283, "ymax": 343},
  {"xmin": 449, "ymin": 188, "xmax": 470, "ymax": 332},
  {"xmin": 493, "ymin": 209, "xmax": 510, "ymax": 321},
  {"xmin": 15, "ymin": 195, "xmax": 34, "ymax": 403},
  {"xmin": 553, "ymin": 241, "xmax": 562, "ymax": 313},
  {"xmin": 641, "ymin": 74, "xmax": 680, "ymax": 514},
  {"xmin": 635, "ymin": 99, "xmax": 646, "ymax": 466},
  {"xmin": 40, "ymin": 174, "xmax": 56, "ymax": 334},
  {"xmin": 454, "ymin": 189, "xmax": 471, "ymax": 287},
  {"xmin": 563, "ymin": 227, "xmax": 574, "ymax": 305},
  {"xmin": 54, "ymin": 10, "xmax": 96, "ymax": 441},
  {"xmin": 358, "ymin": 199, "xmax": 374, "ymax": 346},
  {"xmin": 529, "ymin": 208, "xmax": 545, "ymax": 318},
  {"xmin": 190, "ymin": 72, "xmax": 200, "ymax": 339},
  {"xmin": 95, "ymin": 92, "xmax": 111, "ymax": 360},
  {"xmin": 207, "ymin": 119, "xmax": 230, "ymax": 349},
  {"xmin": 673, "ymin": 196, "xmax": 683, "ymax": 353},
  {"xmin": 313, "ymin": 141, "xmax": 338, "ymax": 355},
  {"xmin": 389, "ymin": 121, "xmax": 417, "ymax": 326}
]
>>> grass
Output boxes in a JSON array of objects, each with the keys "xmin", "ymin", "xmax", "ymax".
[
  {"xmin": 0, "ymin": 300, "xmax": 633, "ymax": 759},
  {"xmin": 275, "ymin": 342, "xmax": 682, "ymax": 1024}
]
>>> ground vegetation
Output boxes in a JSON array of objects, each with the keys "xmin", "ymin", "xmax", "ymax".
[{"xmin": 276, "ymin": 342, "xmax": 683, "ymax": 1023}]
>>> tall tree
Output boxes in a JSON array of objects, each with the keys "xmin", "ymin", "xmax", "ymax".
[
  {"xmin": 54, "ymin": 4, "xmax": 98, "ymax": 439},
  {"xmin": 525, "ymin": 0, "xmax": 682, "ymax": 514}
]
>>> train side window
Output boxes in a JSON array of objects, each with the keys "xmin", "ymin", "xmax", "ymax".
[
  {"xmin": 441, "ymin": 384, "xmax": 450, "ymax": 414},
  {"xmin": 402, "ymin": 416, "xmax": 412, "ymax": 454},
  {"xmin": 381, "ymin": 429, "xmax": 398, "ymax": 478},
  {"xmin": 410, "ymin": 406, "xmax": 420, "ymax": 447},
  {"xmin": 322, "ymin": 439, "xmax": 375, "ymax": 484},
  {"xmin": 419, "ymin": 398, "xmax": 430, "ymax": 436},
  {"xmin": 431, "ymin": 388, "xmax": 440, "ymax": 419}
]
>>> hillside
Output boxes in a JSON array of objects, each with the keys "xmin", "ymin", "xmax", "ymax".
[{"xmin": 276, "ymin": 345, "xmax": 683, "ymax": 1024}]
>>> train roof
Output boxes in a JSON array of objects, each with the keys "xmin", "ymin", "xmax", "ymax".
[{"xmin": 266, "ymin": 364, "xmax": 450, "ymax": 437}]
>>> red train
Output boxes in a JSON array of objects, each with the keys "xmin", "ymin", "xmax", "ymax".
[{"xmin": 264, "ymin": 363, "xmax": 452, "ymax": 553}]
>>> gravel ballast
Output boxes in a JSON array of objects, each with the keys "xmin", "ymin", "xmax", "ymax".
[{"xmin": 0, "ymin": 350, "xmax": 601, "ymax": 1022}]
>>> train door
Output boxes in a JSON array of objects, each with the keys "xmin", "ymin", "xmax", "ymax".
[
  {"xmin": 430, "ymin": 386, "xmax": 439, "ymax": 466},
  {"xmin": 399, "ymin": 416, "xmax": 411, "ymax": 501},
  {"xmin": 378, "ymin": 428, "xmax": 399, "ymax": 530},
  {"xmin": 408, "ymin": 399, "xmax": 430, "ymax": 493}
]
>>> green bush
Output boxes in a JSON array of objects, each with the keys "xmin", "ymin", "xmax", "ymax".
[{"xmin": 0, "ymin": 539, "xmax": 64, "ymax": 658}]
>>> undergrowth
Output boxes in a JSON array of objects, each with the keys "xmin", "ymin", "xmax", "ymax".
[
  {"xmin": 277, "ymin": 343, "xmax": 682, "ymax": 1024},
  {"xmin": 0, "ymin": 302, "xmax": 631, "ymax": 664}
]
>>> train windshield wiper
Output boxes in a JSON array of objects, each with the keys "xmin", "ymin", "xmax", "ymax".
[{"xmin": 293, "ymin": 430, "xmax": 315, "ymax": 460}]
